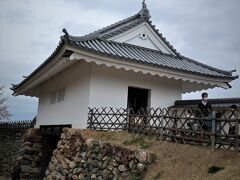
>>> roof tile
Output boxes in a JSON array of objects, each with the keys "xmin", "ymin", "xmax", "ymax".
[{"xmin": 69, "ymin": 38, "xmax": 236, "ymax": 80}]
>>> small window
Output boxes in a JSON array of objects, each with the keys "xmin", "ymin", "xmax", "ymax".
[
  {"xmin": 50, "ymin": 91, "xmax": 57, "ymax": 104},
  {"xmin": 139, "ymin": 33, "xmax": 147, "ymax": 40},
  {"xmin": 58, "ymin": 88, "xmax": 65, "ymax": 102}
]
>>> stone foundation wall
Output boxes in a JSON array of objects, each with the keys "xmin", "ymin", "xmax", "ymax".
[
  {"xmin": 0, "ymin": 128, "xmax": 43, "ymax": 178},
  {"xmin": 18, "ymin": 128, "xmax": 43, "ymax": 179},
  {"xmin": 0, "ymin": 128, "xmax": 26, "ymax": 175},
  {"xmin": 45, "ymin": 128, "xmax": 155, "ymax": 179}
]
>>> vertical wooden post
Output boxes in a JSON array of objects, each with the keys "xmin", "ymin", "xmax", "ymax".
[
  {"xmin": 160, "ymin": 110, "xmax": 164, "ymax": 140},
  {"xmin": 211, "ymin": 112, "xmax": 216, "ymax": 151},
  {"xmin": 126, "ymin": 108, "xmax": 130, "ymax": 132},
  {"xmin": 235, "ymin": 119, "xmax": 239, "ymax": 152},
  {"xmin": 89, "ymin": 108, "xmax": 93, "ymax": 130}
]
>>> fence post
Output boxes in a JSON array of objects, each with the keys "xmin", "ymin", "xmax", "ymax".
[
  {"xmin": 126, "ymin": 108, "xmax": 130, "ymax": 132},
  {"xmin": 32, "ymin": 116, "xmax": 37, "ymax": 128},
  {"xmin": 211, "ymin": 112, "xmax": 216, "ymax": 151},
  {"xmin": 160, "ymin": 109, "xmax": 164, "ymax": 140},
  {"xmin": 235, "ymin": 119, "xmax": 239, "ymax": 152},
  {"xmin": 89, "ymin": 108, "xmax": 93, "ymax": 130}
]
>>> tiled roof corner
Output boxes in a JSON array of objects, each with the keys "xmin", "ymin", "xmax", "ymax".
[
  {"xmin": 180, "ymin": 55, "xmax": 233, "ymax": 76},
  {"xmin": 12, "ymin": 39, "xmax": 65, "ymax": 91}
]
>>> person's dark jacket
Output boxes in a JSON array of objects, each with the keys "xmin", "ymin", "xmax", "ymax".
[
  {"xmin": 11, "ymin": 164, "xmax": 21, "ymax": 180},
  {"xmin": 198, "ymin": 101, "xmax": 212, "ymax": 117}
]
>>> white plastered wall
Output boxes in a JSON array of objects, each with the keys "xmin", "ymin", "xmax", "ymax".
[
  {"xmin": 36, "ymin": 61, "xmax": 182, "ymax": 128},
  {"xmin": 36, "ymin": 61, "xmax": 91, "ymax": 128},
  {"xmin": 89, "ymin": 63, "xmax": 182, "ymax": 108}
]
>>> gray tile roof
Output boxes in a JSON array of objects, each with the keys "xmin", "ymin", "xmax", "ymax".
[
  {"xmin": 65, "ymin": 38, "xmax": 236, "ymax": 79},
  {"xmin": 67, "ymin": 3, "xmax": 180, "ymax": 56},
  {"xmin": 12, "ymin": 2, "xmax": 238, "ymax": 92},
  {"xmin": 60, "ymin": 3, "xmax": 236, "ymax": 80},
  {"xmin": 170, "ymin": 98, "xmax": 240, "ymax": 109}
]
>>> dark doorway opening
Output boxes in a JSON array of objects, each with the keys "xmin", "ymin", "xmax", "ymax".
[
  {"xmin": 39, "ymin": 124, "xmax": 71, "ymax": 179},
  {"xmin": 127, "ymin": 86, "xmax": 150, "ymax": 112}
]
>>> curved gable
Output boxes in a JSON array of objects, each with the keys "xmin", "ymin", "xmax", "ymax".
[{"xmin": 108, "ymin": 22, "xmax": 175, "ymax": 55}]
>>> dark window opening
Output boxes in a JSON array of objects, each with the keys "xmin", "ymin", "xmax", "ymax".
[{"xmin": 127, "ymin": 86, "xmax": 150, "ymax": 113}]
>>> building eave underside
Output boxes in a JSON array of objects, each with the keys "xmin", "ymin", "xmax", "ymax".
[
  {"xmin": 68, "ymin": 50, "xmax": 231, "ymax": 93},
  {"xmin": 13, "ymin": 47, "xmax": 234, "ymax": 97}
]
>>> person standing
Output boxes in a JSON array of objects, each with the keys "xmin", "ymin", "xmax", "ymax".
[
  {"xmin": 11, "ymin": 161, "xmax": 21, "ymax": 180},
  {"xmin": 198, "ymin": 92, "xmax": 212, "ymax": 130},
  {"xmin": 228, "ymin": 104, "xmax": 238, "ymax": 135}
]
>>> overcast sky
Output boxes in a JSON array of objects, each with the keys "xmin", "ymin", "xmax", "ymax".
[{"xmin": 0, "ymin": 0, "xmax": 239, "ymax": 120}]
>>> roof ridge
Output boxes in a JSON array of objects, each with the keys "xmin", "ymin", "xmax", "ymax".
[
  {"xmin": 99, "ymin": 18, "xmax": 144, "ymax": 39},
  {"xmin": 61, "ymin": 2, "xmax": 180, "ymax": 56},
  {"xmin": 79, "ymin": 13, "xmax": 140, "ymax": 39},
  {"xmin": 81, "ymin": 0, "xmax": 151, "ymax": 39},
  {"xmin": 94, "ymin": 16, "xmax": 180, "ymax": 56},
  {"xmin": 146, "ymin": 21, "xmax": 180, "ymax": 56}
]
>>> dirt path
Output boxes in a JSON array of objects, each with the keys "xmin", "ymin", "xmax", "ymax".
[{"xmin": 0, "ymin": 175, "xmax": 9, "ymax": 180}]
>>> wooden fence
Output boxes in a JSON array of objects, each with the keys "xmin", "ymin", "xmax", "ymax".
[
  {"xmin": 87, "ymin": 107, "xmax": 240, "ymax": 152},
  {"xmin": 0, "ymin": 118, "xmax": 36, "ymax": 129}
]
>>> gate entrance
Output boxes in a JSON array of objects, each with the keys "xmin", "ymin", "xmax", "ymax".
[
  {"xmin": 39, "ymin": 124, "xmax": 71, "ymax": 178},
  {"xmin": 127, "ymin": 87, "xmax": 150, "ymax": 129},
  {"xmin": 127, "ymin": 86, "xmax": 150, "ymax": 112}
]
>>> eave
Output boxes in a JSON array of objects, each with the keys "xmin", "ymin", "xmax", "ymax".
[
  {"xmin": 12, "ymin": 42, "xmax": 74, "ymax": 97},
  {"xmin": 12, "ymin": 33, "xmax": 238, "ymax": 98},
  {"xmin": 67, "ymin": 45, "xmax": 236, "ymax": 93}
]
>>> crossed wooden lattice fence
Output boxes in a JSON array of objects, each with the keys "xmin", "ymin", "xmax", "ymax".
[{"xmin": 87, "ymin": 107, "xmax": 240, "ymax": 151}]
